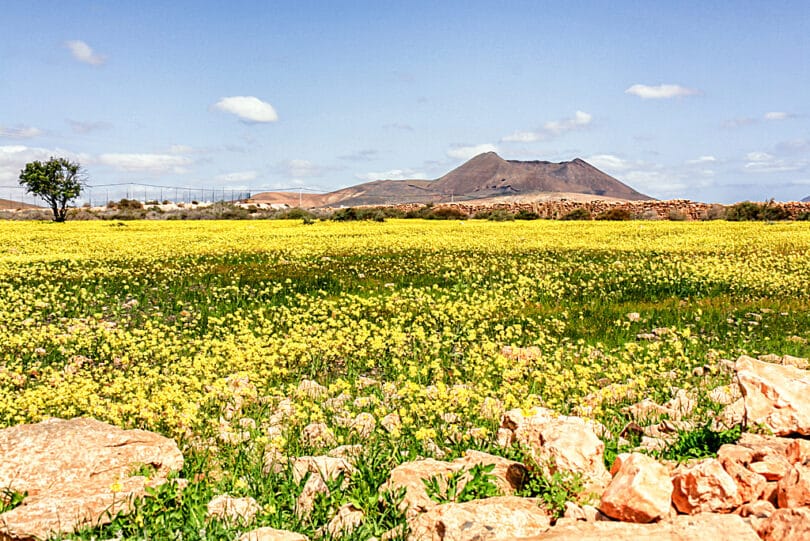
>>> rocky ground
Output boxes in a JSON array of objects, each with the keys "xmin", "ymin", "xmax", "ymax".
[{"xmin": 2, "ymin": 354, "xmax": 810, "ymax": 540}]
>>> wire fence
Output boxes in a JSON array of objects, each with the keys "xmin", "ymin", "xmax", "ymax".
[
  {"xmin": 0, "ymin": 182, "xmax": 289, "ymax": 209},
  {"xmin": 0, "ymin": 181, "xmax": 479, "ymax": 210}
]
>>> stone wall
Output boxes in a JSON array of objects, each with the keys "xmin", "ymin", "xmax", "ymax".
[{"xmin": 385, "ymin": 200, "xmax": 810, "ymax": 220}]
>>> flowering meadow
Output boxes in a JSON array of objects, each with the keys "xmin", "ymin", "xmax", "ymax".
[{"xmin": 1, "ymin": 219, "xmax": 809, "ymax": 539}]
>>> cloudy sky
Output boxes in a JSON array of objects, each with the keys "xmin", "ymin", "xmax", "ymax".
[{"xmin": 2, "ymin": 1, "xmax": 809, "ymax": 203}]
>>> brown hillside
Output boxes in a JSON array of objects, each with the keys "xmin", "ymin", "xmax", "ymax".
[
  {"xmin": 0, "ymin": 198, "xmax": 41, "ymax": 210},
  {"xmin": 432, "ymin": 152, "xmax": 651, "ymax": 201},
  {"xmin": 252, "ymin": 152, "xmax": 652, "ymax": 207}
]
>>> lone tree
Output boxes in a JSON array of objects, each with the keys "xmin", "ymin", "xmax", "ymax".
[{"xmin": 18, "ymin": 157, "xmax": 85, "ymax": 222}]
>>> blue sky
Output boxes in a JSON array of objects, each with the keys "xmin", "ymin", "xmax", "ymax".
[{"xmin": 1, "ymin": 0, "xmax": 809, "ymax": 203}]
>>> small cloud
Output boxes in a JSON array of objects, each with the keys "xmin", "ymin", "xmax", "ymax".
[
  {"xmin": 446, "ymin": 143, "xmax": 499, "ymax": 161},
  {"xmin": 358, "ymin": 168, "xmax": 428, "ymax": 181},
  {"xmin": 65, "ymin": 40, "xmax": 106, "ymax": 66},
  {"xmin": 0, "ymin": 125, "xmax": 43, "ymax": 139},
  {"xmin": 502, "ymin": 111, "xmax": 591, "ymax": 143},
  {"xmin": 67, "ymin": 119, "xmax": 112, "ymax": 134},
  {"xmin": 98, "ymin": 153, "xmax": 192, "ymax": 173},
  {"xmin": 339, "ymin": 149, "xmax": 378, "ymax": 162},
  {"xmin": 544, "ymin": 110, "xmax": 592, "ymax": 135},
  {"xmin": 383, "ymin": 122, "xmax": 414, "ymax": 131},
  {"xmin": 502, "ymin": 131, "xmax": 543, "ymax": 143},
  {"xmin": 213, "ymin": 96, "xmax": 278, "ymax": 123},
  {"xmin": 723, "ymin": 117, "xmax": 757, "ymax": 129},
  {"xmin": 215, "ymin": 170, "xmax": 257, "ymax": 182},
  {"xmin": 764, "ymin": 111, "xmax": 794, "ymax": 121},
  {"xmin": 743, "ymin": 151, "xmax": 804, "ymax": 173},
  {"xmin": 586, "ymin": 154, "xmax": 634, "ymax": 172},
  {"xmin": 776, "ymin": 139, "xmax": 810, "ymax": 153},
  {"xmin": 278, "ymin": 159, "xmax": 341, "ymax": 179},
  {"xmin": 168, "ymin": 144, "xmax": 194, "ymax": 154},
  {"xmin": 687, "ymin": 155, "xmax": 717, "ymax": 164},
  {"xmin": 625, "ymin": 84, "xmax": 698, "ymax": 99},
  {"xmin": 745, "ymin": 151, "xmax": 773, "ymax": 162}
]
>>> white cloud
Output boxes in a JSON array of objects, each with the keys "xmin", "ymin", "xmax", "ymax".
[
  {"xmin": 169, "ymin": 144, "xmax": 194, "ymax": 154},
  {"xmin": 723, "ymin": 117, "xmax": 757, "ymax": 129},
  {"xmin": 383, "ymin": 123, "xmax": 414, "ymax": 131},
  {"xmin": 544, "ymin": 110, "xmax": 592, "ymax": 135},
  {"xmin": 213, "ymin": 96, "xmax": 278, "ymax": 123},
  {"xmin": 446, "ymin": 144, "xmax": 499, "ymax": 160},
  {"xmin": 215, "ymin": 170, "xmax": 257, "ymax": 182},
  {"xmin": 285, "ymin": 159, "xmax": 323, "ymax": 178},
  {"xmin": 502, "ymin": 111, "xmax": 592, "ymax": 143},
  {"xmin": 67, "ymin": 119, "xmax": 111, "ymax": 134},
  {"xmin": 742, "ymin": 151, "xmax": 804, "ymax": 173},
  {"xmin": 687, "ymin": 155, "xmax": 717, "ymax": 164},
  {"xmin": 0, "ymin": 145, "xmax": 88, "ymax": 185},
  {"xmin": 625, "ymin": 84, "xmax": 698, "ymax": 99},
  {"xmin": 358, "ymin": 169, "xmax": 428, "ymax": 181},
  {"xmin": 339, "ymin": 149, "xmax": 378, "ymax": 162},
  {"xmin": 586, "ymin": 154, "xmax": 634, "ymax": 172},
  {"xmin": 65, "ymin": 40, "xmax": 106, "ymax": 66},
  {"xmin": 98, "ymin": 153, "xmax": 192, "ymax": 173},
  {"xmin": 502, "ymin": 131, "xmax": 541, "ymax": 143},
  {"xmin": 0, "ymin": 125, "xmax": 43, "ymax": 139},
  {"xmin": 764, "ymin": 111, "xmax": 793, "ymax": 121}
]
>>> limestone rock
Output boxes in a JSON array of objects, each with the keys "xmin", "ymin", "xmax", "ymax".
[
  {"xmin": 381, "ymin": 459, "xmax": 459, "ymax": 517},
  {"xmin": 708, "ymin": 384, "xmax": 742, "ymax": 406},
  {"xmin": 749, "ymin": 454, "xmax": 790, "ymax": 481},
  {"xmin": 0, "ymin": 417, "xmax": 184, "ymax": 541},
  {"xmin": 381, "ymin": 451, "xmax": 525, "ymax": 518},
  {"xmin": 350, "ymin": 412, "xmax": 376, "ymax": 438},
  {"xmin": 502, "ymin": 408, "xmax": 609, "ymax": 487},
  {"xmin": 719, "ymin": 456, "xmax": 766, "ymax": 504},
  {"xmin": 297, "ymin": 379, "xmax": 327, "ymax": 399},
  {"xmin": 736, "ymin": 500, "xmax": 774, "ymax": 518},
  {"xmin": 288, "ymin": 455, "xmax": 355, "ymax": 484},
  {"xmin": 295, "ymin": 472, "xmax": 330, "ymax": 518},
  {"xmin": 206, "ymin": 494, "xmax": 260, "ymax": 524},
  {"xmin": 777, "ymin": 465, "xmax": 810, "ymax": 508},
  {"xmin": 599, "ymin": 453, "xmax": 673, "ymax": 523},
  {"xmin": 451, "ymin": 450, "xmax": 527, "ymax": 496},
  {"xmin": 757, "ymin": 507, "xmax": 810, "ymax": 540},
  {"xmin": 672, "ymin": 459, "xmax": 742, "ymax": 514},
  {"xmin": 522, "ymin": 513, "xmax": 760, "ymax": 540},
  {"xmin": 407, "ymin": 496, "xmax": 551, "ymax": 541},
  {"xmin": 324, "ymin": 503, "xmax": 364, "ymax": 537},
  {"xmin": 736, "ymin": 355, "xmax": 810, "ymax": 436},
  {"xmin": 786, "ymin": 439, "xmax": 810, "ymax": 466},
  {"xmin": 300, "ymin": 422, "xmax": 336, "ymax": 448},
  {"xmin": 238, "ymin": 527, "xmax": 308, "ymax": 541}
]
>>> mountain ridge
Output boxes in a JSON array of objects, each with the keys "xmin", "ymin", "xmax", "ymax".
[{"xmin": 253, "ymin": 152, "xmax": 652, "ymax": 207}]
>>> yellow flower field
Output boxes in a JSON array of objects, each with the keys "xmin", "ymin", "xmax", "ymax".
[{"xmin": 1, "ymin": 218, "xmax": 809, "ymax": 538}]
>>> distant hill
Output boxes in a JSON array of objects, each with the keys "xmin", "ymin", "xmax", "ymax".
[
  {"xmin": 803, "ymin": 195, "xmax": 810, "ymax": 202},
  {"xmin": 252, "ymin": 152, "xmax": 652, "ymax": 207},
  {"xmin": 0, "ymin": 198, "xmax": 40, "ymax": 210}
]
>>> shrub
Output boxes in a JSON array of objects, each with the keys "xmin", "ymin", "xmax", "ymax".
[
  {"xmin": 560, "ymin": 208, "xmax": 592, "ymax": 221},
  {"xmin": 515, "ymin": 209, "xmax": 540, "ymax": 220},
  {"xmin": 797, "ymin": 211, "xmax": 810, "ymax": 221},
  {"xmin": 595, "ymin": 208, "xmax": 632, "ymax": 221},
  {"xmin": 486, "ymin": 210, "xmax": 515, "ymax": 221},
  {"xmin": 760, "ymin": 203, "xmax": 790, "ymax": 221},
  {"xmin": 700, "ymin": 204, "xmax": 726, "ymax": 221},
  {"xmin": 118, "ymin": 198, "xmax": 144, "ymax": 210},
  {"xmin": 726, "ymin": 201, "xmax": 763, "ymax": 221},
  {"xmin": 667, "ymin": 209, "xmax": 688, "ymax": 221},
  {"xmin": 275, "ymin": 208, "xmax": 315, "ymax": 220},
  {"xmin": 424, "ymin": 207, "xmax": 467, "ymax": 220}
]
